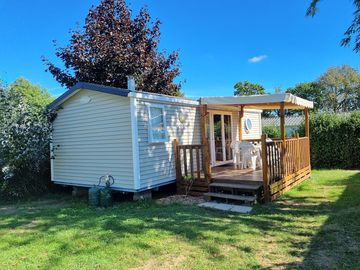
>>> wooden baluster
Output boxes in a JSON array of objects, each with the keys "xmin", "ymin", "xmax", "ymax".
[
  {"xmin": 196, "ymin": 146, "xmax": 201, "ymax": 180},
  {"xmin": 183, "ymin": 147, "xmax": 188, "ymax": 177},
  {"xmin": 268, "ymin": 143, "xmax": 272, "ymax": 183},
  {"xmin": 269, "ymin": 144, "xmax": 272, "ymax": 182},
  {"xmin": 190, "ymin": 146, "xmax": 194, "ymax": 179}
]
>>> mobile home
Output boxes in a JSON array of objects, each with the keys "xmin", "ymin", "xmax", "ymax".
[{"xmin": 48, "ymin": 82, "xmax": 262, "ymax": 194}]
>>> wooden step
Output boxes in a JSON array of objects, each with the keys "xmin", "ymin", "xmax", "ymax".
[
  {"xmin": 213, "ymin": 179, "xmax": 263, "ymax": 186},
  {"xmin": 209, "ymin": 182, "xmax": 262, "ymax": 191},
  {"xmin": 204, "ymin": 192, "xmax": 257, "ymax": 202}
]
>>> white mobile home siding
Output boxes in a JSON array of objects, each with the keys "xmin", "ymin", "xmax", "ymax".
[
  {"xmin": 136, "ymin": 99, "xmax": 200, "ymax": 189},
  {"xmin": 52, "ymin": 89, "xmax": 135, "ymax": 190},
  {"xmin": 242, "ymin": 110, "xmax": 262, "ymax": 139}
]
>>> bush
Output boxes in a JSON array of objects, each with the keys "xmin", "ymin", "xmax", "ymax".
[
  {"xmin": 0, "ymin": 80, "xmax": 53, "ymax": 200},
  {"xmin": 305, "ymin": 111, "xmax": 360, "ymax": 169},
  {"xmin": 262, "ymin": 125, "xmax": 281, "ymax": 138}
]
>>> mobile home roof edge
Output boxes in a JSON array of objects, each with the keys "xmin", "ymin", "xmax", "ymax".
[
  {"xmin": 47, "ymin": 82, "xmax": 199, "ymax": 109},
  {"xmin": 47, "ymin": 82, "xmax": 131, "ymax": 109}
]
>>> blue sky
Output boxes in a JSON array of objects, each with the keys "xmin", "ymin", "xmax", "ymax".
[{"xmin": 0, "ymin": 0, "xmax": 358, "ymax": 98}]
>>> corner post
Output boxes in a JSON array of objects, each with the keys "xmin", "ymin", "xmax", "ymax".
[
  {"xmin": 280, "ymin": 102, "xmax": 286, "ymax": 178},
  {"xmin": 304, "ymin": 108, "xmax": 311, "ymax": 168},
  {"xmin": 261, "ymin": 134, "xmax": 270, "ymax": 202},
  {"xmin": 239, "ymin": 106, "xmax": 244, "ymax": 142},
  {"xmin": 173, "ymin": 139, "xmax": 181, "ymax": 182},
  {"xmin": 304, "ymin": 108, "xmax": 310, "ymax": 138},
  {"xmin": 200, "ymin": 105, "xmax": 211, "ymax": 181}
]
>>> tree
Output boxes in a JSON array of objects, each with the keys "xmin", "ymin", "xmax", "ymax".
[
  {"xmin": 286, "ymin": 82, "xmax": 324, "ymax": 111},
  {"xmin": 307, "ymin": 0, "xmax": 360, "ymax": 52},
  {"xmin": 318, "ymin": 65, "xmax": 360, "ymax": 112},
  {"xmin": 0, "ymin": 79, "xmax": 53, "ymax": 199},
  {"xmin": 8, "ymin": 78, "xmax": 54, "ymax": 107},
  {"xmin": 234, "ymin": 81, "xmax": 266, "ymax": 96},
  {"xmin": 44, "ymin": 0, "xmax": 181, "ymax": 96}
]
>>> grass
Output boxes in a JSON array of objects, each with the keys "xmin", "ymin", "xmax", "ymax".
[{"xmin": 0, "ymin": 170, "xmax": 359, "ymax": 270}]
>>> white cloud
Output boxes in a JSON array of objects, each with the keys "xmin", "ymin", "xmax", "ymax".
[{"xmin": 248, "ymin": 55, "xmax": 267, "ymax": 63}]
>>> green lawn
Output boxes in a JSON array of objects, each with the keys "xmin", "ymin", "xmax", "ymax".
[{"xmin": 0, "ymin": 170, "xmax": 359, "ymax": 270}]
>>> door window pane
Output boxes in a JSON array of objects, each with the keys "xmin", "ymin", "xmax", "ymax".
[
  {"xmin": 224, "ymin": 115, "xmax": 233, "ymax": 160},
  {"xmin": 213, "ymin": 114, "xmax": 223, "ymax": 162}
]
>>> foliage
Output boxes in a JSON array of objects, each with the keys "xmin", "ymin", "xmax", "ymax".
[
  {"xmin": 307, "ymin": 0, "xmax": 360, "ymax": 52},
  {"xmin": 0, "ymin": 170, "xmax": 359, "ymax": 269},
  {"xmin": 44, "ymin": 0, "xmax": 181, "ymax": 96},
  {"xmin": 318, "ymin": 65, "xmax": 360, "ymax": 112},
  {"xmin": 286, "ymin": 81, "xmax": 324, "ymax": 112},
  {"xmin": 8, "ymin": 78, "xmax": 54, "ymax": 108},
  {"xmin": 182, "ymin": 175, "xmax": 194, "ymax": 196},
  {"xmin": 286, "ymin": 65, "xmax": 360, "ymax": 113},
  {"xmin": 234, "ymin": 81, "xmax": 266, "ymax": 96},
  {"xmin": 0, "ymin": 80, "xmax": 53, "ymax": 200},
  {"xmin": 300, "ymin": 111, "xmax": 360, "ymax": 169},
  {"xmin": 262, "ymin": 125, "xmax": 281, "ymax": 138}
]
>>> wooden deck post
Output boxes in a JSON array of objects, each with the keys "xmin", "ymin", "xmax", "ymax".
[
  {"xmin": 304, "ymin": 108, "xmax": 311, "ymax": 168},
  {"xmin": 261, "ymin": 134, "xmax": 270, "ymax": 202},
  {"xmin": 280, "ymin": 102, "xmax": 286, "ymax": 178},
  {"xmin": 304, "ymin": 108, "xmax": 310, "ymax": 138},
  {"xmin": 173, "ymin": 139, "xmax": 181, "ymax": 182},
  {"xmin": 200, "ymin": 105, "xmax": 211, "ymax": 181},
  {"xmin": 239, "ymin": 106, "xmax": 244, "ymax": 142}
]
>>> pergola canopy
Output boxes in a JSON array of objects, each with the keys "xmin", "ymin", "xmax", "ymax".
[{"xmin": 200, "ymin": 93, "xmax": 313, "ymax": 110}]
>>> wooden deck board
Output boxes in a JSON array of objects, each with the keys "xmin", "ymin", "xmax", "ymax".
[{"xmin": 211, "ymin": 165, "xmax": 263, "ymax": 183}]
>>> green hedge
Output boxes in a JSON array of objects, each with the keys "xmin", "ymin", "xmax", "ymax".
[
  {"xmin": 262, "ymin": 111, "xmax": 360, "ymax": 169},
  {"xmin": 262, "ymin": 125, "xmax": 281, "ymax": 138},
  {"xmin": 306, "ymin": 111, "xmax": 360, "ymax": 169}
]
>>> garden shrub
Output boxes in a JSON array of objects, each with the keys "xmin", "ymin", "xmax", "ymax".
[
  {"xmin": 262, "ymin": 125, "xmax": 281, "ymax": 138},
  {"xmin": 0, "ymin": 81, "xmax": 53, "ymax": 200},
  {"xmin": 303, "ymin": 111, "xmax": 360, "ymax": 169}
]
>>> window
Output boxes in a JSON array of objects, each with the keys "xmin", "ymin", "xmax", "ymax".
[
  {"xmin": 245, "ymin": 117, "xmax": 252, "ymax": 133},
  {"xmin": 148, "ymin": 105, "xmax": 167, "ymax": 143}
]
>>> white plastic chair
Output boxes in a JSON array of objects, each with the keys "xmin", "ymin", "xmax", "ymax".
[
  {"xmin": 239, "ymin": 141, "xmax": 258, "ymax": 170},
  {"xmin": 230, "ymin": 141, "xmax": 243, "ymax": 169}
]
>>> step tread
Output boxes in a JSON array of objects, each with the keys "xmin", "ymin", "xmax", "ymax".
[
  {"xmin": 204, "ymin": 192, "xmax": 257, "ymax": 202},
  {"xmin": 209, "ymin": 182, "xmax": 262, "ymax": 190}
]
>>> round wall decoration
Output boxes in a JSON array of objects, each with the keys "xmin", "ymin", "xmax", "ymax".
[{"xmin": 79, "ymin": 96, "xmax": 92, "ymax": 104}]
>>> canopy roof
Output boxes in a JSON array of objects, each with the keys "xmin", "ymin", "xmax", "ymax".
[{"xmin": 200, "ymin": 93, "xmax": 313, "ymax": 109}]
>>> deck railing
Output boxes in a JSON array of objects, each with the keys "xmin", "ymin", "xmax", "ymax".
[
  {"xmin": 173, "ymin": 135, "xmax": 311, "ymax": 200},
  {"xmin": 173, "ymin": 140, "xmax": 211, "ymax": 195},
  {"xmin": 262, "ymin": 134, "xmax": 311, "ymax": 201}
]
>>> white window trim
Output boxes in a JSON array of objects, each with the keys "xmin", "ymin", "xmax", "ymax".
[{"xmin": 148, "ymin": 104, "xmax": 168, "ymax": 143}]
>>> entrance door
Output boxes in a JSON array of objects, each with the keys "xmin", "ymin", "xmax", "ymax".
[{"xmin": 210, "ymin": 112, "xmax": 233, "ymax": 166}]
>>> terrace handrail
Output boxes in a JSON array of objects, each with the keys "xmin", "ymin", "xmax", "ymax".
[
  {"xmin": 261, "ymin": 134, "xmax": 311, "ymax": 201},
  {"xmin": 173, "ymin": 140, "xmax": 211, "ymax": 182}
]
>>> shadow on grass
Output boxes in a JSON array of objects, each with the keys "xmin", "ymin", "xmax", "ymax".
[
  {"xmin": 0, "ymin": 171, "xmax": 359, "ymax": 269},
  {"xmin": 275, "ymin": 171, "xmax": 360, "ymax": 269}
]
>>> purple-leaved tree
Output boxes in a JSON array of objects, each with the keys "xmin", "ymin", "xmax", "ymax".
[{"xmin": 44, "ymin": 0, "xmax": 182, "ymax": 96}]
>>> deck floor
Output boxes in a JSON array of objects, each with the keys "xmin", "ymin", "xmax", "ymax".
[{"xmin": 211, "ymin": 164, "xmax": 263, "ymax": 187}]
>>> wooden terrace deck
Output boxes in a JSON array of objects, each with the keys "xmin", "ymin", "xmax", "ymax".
[{"xmin": 212, "ymin": 165, "xmax": 263, "ymax": 184}]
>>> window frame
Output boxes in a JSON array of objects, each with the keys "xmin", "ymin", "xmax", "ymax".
[
  {"xmin": 244, "ymin": 117, "xmax": 253, "ymax": 133},
  {"xmin": 147, "ymin": 104, "xmax": 168, "ymax": 143}
]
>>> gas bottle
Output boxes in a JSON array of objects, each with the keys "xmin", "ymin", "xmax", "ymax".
[{"xmin": 88, "ymin": 185, "xmax": 100, "ymax": 207}]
